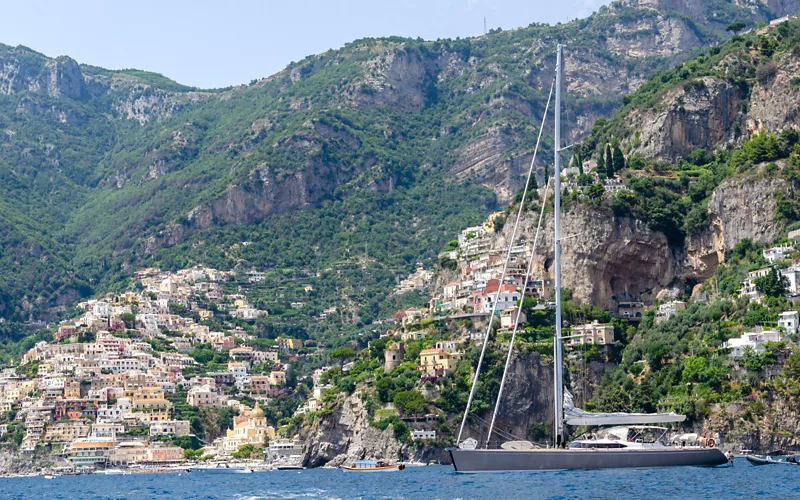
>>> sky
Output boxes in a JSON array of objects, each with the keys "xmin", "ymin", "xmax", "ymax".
[{"xmin": 0, "ymin": 0, "xmax": 609, "ymax": 89}]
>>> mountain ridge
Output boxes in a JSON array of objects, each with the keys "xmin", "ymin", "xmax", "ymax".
[{"xmin": 0, "ymin": 0, "xmax": 798, "ymax": 322}]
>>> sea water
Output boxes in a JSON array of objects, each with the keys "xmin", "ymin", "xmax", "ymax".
[{"xmin": 0, "ymin": 463, "xmax": 795, "ymax": 499}]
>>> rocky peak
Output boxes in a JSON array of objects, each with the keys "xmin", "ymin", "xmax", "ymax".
[
  {"xmin": 36, "ymin": 56, "xmax": 83, "ymax": 99},
  {"xmin": 0, "ymin": 47, "xmax": 83, "ymax": 99}
]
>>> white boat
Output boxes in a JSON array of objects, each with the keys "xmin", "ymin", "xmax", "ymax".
[
  {"xmin": 399, "ymin": 460, "xmax": 428, "ymax": 467},
  {"xmin": 341, "ymin": 460, "xmax": 405, "ymax": 472},
  {"xmin": 95, "ymin": 468, "xmax": 130, "ymax": 475},
  {"xmin": 449, "ymin": 45, "xmax": 727, "ymax": 473},
  {"xmin": 190, "ymin": 463, "xmax": 253, "ymax": 474},
  {"xmin": 43, "ymin": 475, "xmax": 57, "ymax": 480}
]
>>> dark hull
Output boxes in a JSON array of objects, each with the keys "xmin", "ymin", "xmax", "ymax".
[
  {"xmin": 449, "ymin": 447, "xmax": 728, "ymax": 472},
  {"xmin": 745, "ymin": 456, "xmax": 799, "ymax": 466}
]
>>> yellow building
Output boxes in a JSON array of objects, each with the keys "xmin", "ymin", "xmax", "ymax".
[
  {"xmin": 69, "ymin": 440, "xmax": 117, "ymax": 466},
  {"xmin": 221, "ymin": 403, "xmax": 276, "ymax": 454},
  {"xmin": 43, "ymin": 422, "xmax": 90, "ymax": 443},
  {"xmin": 269, "ymin": 371, "xmax": 286, "ymax": 386},
  {"xmin": 64, "ymin": 380, "xmax": 82, "ymax": 399},
  {"xmin": 419, "ymin": 348, "xmax": 462, "ymax": 377},
  {"xmin": 130, "ymin": 387, "xmax": 171, "ymax": 411},
  {"xmin": 109, "ymin": 441, "xmax": 148, "ymax": 465}
]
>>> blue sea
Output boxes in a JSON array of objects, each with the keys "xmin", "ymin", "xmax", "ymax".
[{"xmin": 0, "ymin": 463, "xmax": 796, "ymax": 499}]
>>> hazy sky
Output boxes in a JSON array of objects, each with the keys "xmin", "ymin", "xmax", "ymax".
[{"xmin": 1, "ymin": 0, "xmax": 609, "ymax": 89}]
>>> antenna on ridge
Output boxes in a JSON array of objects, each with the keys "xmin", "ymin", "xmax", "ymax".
[{"xmin": 484, "ymin": 17, "xmax": 487, "ymax": 36}]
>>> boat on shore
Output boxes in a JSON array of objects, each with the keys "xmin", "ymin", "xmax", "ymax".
[{"xmin": 341, "ymin": 460, "xmax": 405, "ymax": 472}]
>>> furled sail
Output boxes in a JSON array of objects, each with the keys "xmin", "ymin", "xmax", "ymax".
[{"xmin": 562, "ymin": 389, "xmax": 686, "ymax": 426}]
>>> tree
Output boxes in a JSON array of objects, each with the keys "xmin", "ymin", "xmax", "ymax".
[
  {"xmin": 612, "ymin": 145, "xmax": 625, "ymax": 174},
  {"xmin": 330, "ymin": 347, "xmax": 357, "ymax": 368},
  {"xmin": 596, "ymin": 148, "xmax": 607, "ymax": 178},
  {"xmin": 120, "ymin": 313, "xmax": 136, "ymax": 330},
  {"xmin": 573, "ymin": 150, "xmax": 584, "ymax": 175},
  {"xmin": 726, "ymin": 21, "xmax": 746, "ymax": 34},
  {"xmin": 605, "ymin": 145, "xmax": 614, "ymax": 178},
  {"xmin": 586, "ymin": 183, "xmax": 606, "ymax": 201},
  {"xmin": 740, "ymin": 346, "xmax": 764, "ymax": 372},
  {"xmin": 754, "ymin": 268, "xmax": 789, "ymax": 298},
  {"xmin": 785, "ymin": 350, "xmax": 800, "ymax": 378},
  {"xmin": 393, "ymin": 390, "xmax": 426, "ymax": 416}
]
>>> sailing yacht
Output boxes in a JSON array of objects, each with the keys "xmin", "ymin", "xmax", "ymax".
[{"xmin": 449, "ymin": 45, "xmax": 727, "ymax": 472}]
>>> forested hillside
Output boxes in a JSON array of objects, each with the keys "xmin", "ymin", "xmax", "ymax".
[{"xmin": 0, "ymin": 0, "xmax": 797, "ymax": 328}]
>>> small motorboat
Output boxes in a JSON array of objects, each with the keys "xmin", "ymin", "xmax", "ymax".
[
  {"xmin": 95, "ymin": 468, "xmax": 131, "ymax": 475},
  {"xmin": 341, "ymin": 460, "xmax": 405, "ymax": 472},
  {"xmin": 746, "ymin": 455, "xmax": 800, "ymax": 466},
  {"xmin": 43, "ymin": 475, "xmax": 57, "ymax": 480},
  {"xmin": 190, "ymin": 463, "xmax": 253, "ymax": 474}
]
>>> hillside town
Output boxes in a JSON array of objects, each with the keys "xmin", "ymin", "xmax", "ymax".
[
  {"xmin": 391, "ymin": 209, "xmax": 800, "ymax": 368},
  {"xmin": 0, "ymin": 267, "xmax": 312, "ymax": 472}
]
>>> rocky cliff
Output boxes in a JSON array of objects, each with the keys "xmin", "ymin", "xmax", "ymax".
[
  {"xmin": 686, "ymin": 169, "xmax": 786, "ymax": 280},
  {"xmin": 623, "ymin": 28, "xmax": 800, "ymax": 161},
  {"xmin": 0, "ymin": 447, "xmax": 57, "ymax": 475},
  {"xmin": 492, "ymin": 164, "xmax": 784, "ymax": 309},
  {"xmin": 301, "ymin": 351, "xmax": 609, "ymax": 465},
  {"xmin": 300, "ymin": 393, "xmax": 407, "ymax": 467}
]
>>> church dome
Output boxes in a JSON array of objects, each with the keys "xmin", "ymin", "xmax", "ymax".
[{"xmin": 251, "ymin": 402, "xmax": 265, "ymax": 418}]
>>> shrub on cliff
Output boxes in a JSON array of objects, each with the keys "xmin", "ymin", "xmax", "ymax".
[{"xmin": 393, "ymin": 390, "xmax": 426, "ymax": 416}]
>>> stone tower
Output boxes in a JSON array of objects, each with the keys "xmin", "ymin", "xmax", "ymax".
[{"xmin": 384, "ymin": 342, "xmax": 405, "ymax": 373}]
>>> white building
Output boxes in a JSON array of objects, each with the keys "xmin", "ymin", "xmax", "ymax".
[
  {"xmin": 655, "ymin": 300, "xmax": 686, "ymax": 325},
  {"xmin": 500, "ymin": 307, "xmax": 527, "ymax": 330},
  {"xmin": 780, "ymin": 268, "xmax": 800, "ymax": 294},
  {"xmin": 410, "ymin": 430, "xmax": 436, "ymax": 440},
  {"xmin": 778, "ymin": 311, "xmax": 799, "ymax": 336},
  {"xmin": 566, "ymin": 321, "xmax": 615, "ymax": 348},
  {"xmin": 149, "ymin": 420, "xmax": 191, "ymax": 437},
  {"xmin": 740, "ymin": 268, "xmax": 772, "ymax": 300},
  {"xmin": 763, "ymin": 245, "xmax": 794, "ymax": 263},
  {"xmin": 724, "ymin": 330, "xmax": 781, "ymax": 358},
  {"xmin": 458, "ymin": 226, "xmax": 487, "ymax": 247}
]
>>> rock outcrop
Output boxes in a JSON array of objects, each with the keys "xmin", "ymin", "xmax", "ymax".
[
  {"xmin": 492, "ymin": 165, "xmax": 785, "ymax": 308},
  {"xmin": 0, "ymin": 52, "xmax": 83, "ymax": 99},
  {"xmin": 457, "ymin": 351, "xmax": 611, "ymax": 446},
  {"xmin": 630, "ymin": 77, "xmax": 746, "ymax": 161},
  {"xmin": 686, "ymin": 170, "xmax": 786, "ymax": 280},
  {"xmin": 496, "ymin": 204, "xmax": 677, "ymax": 309},
  {"xmin": 301, "ymin": 393, "xmax": 406, "ymax": 467}
]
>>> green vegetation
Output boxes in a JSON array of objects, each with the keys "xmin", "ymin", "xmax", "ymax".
[
  {"xmin": 590, "ymin": 236, "xmax": 800, "ymax": 425},
  {"xmin": 0, "ymin": 2, "xmax": 787, "ymax": 328}
]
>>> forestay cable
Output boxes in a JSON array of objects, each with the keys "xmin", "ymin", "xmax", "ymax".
[
  {"xmin": 485, "ymin": 177, "xmax": 550, "ymax": 448},
  {"xmin": 456, "ymin": 78, "xmax": 556, "ymax": 445}
]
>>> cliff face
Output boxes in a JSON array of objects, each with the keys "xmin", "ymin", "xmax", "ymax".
[
  {"xmin": 705, "ymin": 387, "xmax": 800, "ymax": 453},
  {"xmin": 492, "ymin": 166, "xmax": 784, "ymax": 308},
  {"xmin": 0, "ymin": 45, "xmax": 202, "ymax": 124},
  {"xmin": 0, "ymin": 52, "xmax": 83, "ymax": 99},
  {"xmin": 625, "ymin": 42, "xmax": 800, "ymax": 161},
  {"xmin": 300, "ymin": 393, "xmax": 406, "ymax": 467},
  {"xmin": 0, "ymin": 448, "xmax": 57, "ymax": 474},
  {"xmin": 631, "ymin": 77, "xmax": 746, "ymax": 161},
  {"xmin": 496, "ymin": 205, "xmax": 677, "ymax": 308},
  {"xmin": 686, "ymin": 170, "xmax": 785, "ymax": 280}
]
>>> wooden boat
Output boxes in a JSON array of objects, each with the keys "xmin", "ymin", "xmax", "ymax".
[
  {"xmin": 341, "ymin": 460, "xmax": 405, "ymax": 472},
  {"xmin": 746, "ymin": 455, "xmax": 800, "ymax": 466}
]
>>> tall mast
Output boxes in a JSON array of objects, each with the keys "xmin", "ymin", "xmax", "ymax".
[{"xmin": 553, "ymin": 44, "xmax": 565, "ymax": 447}]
